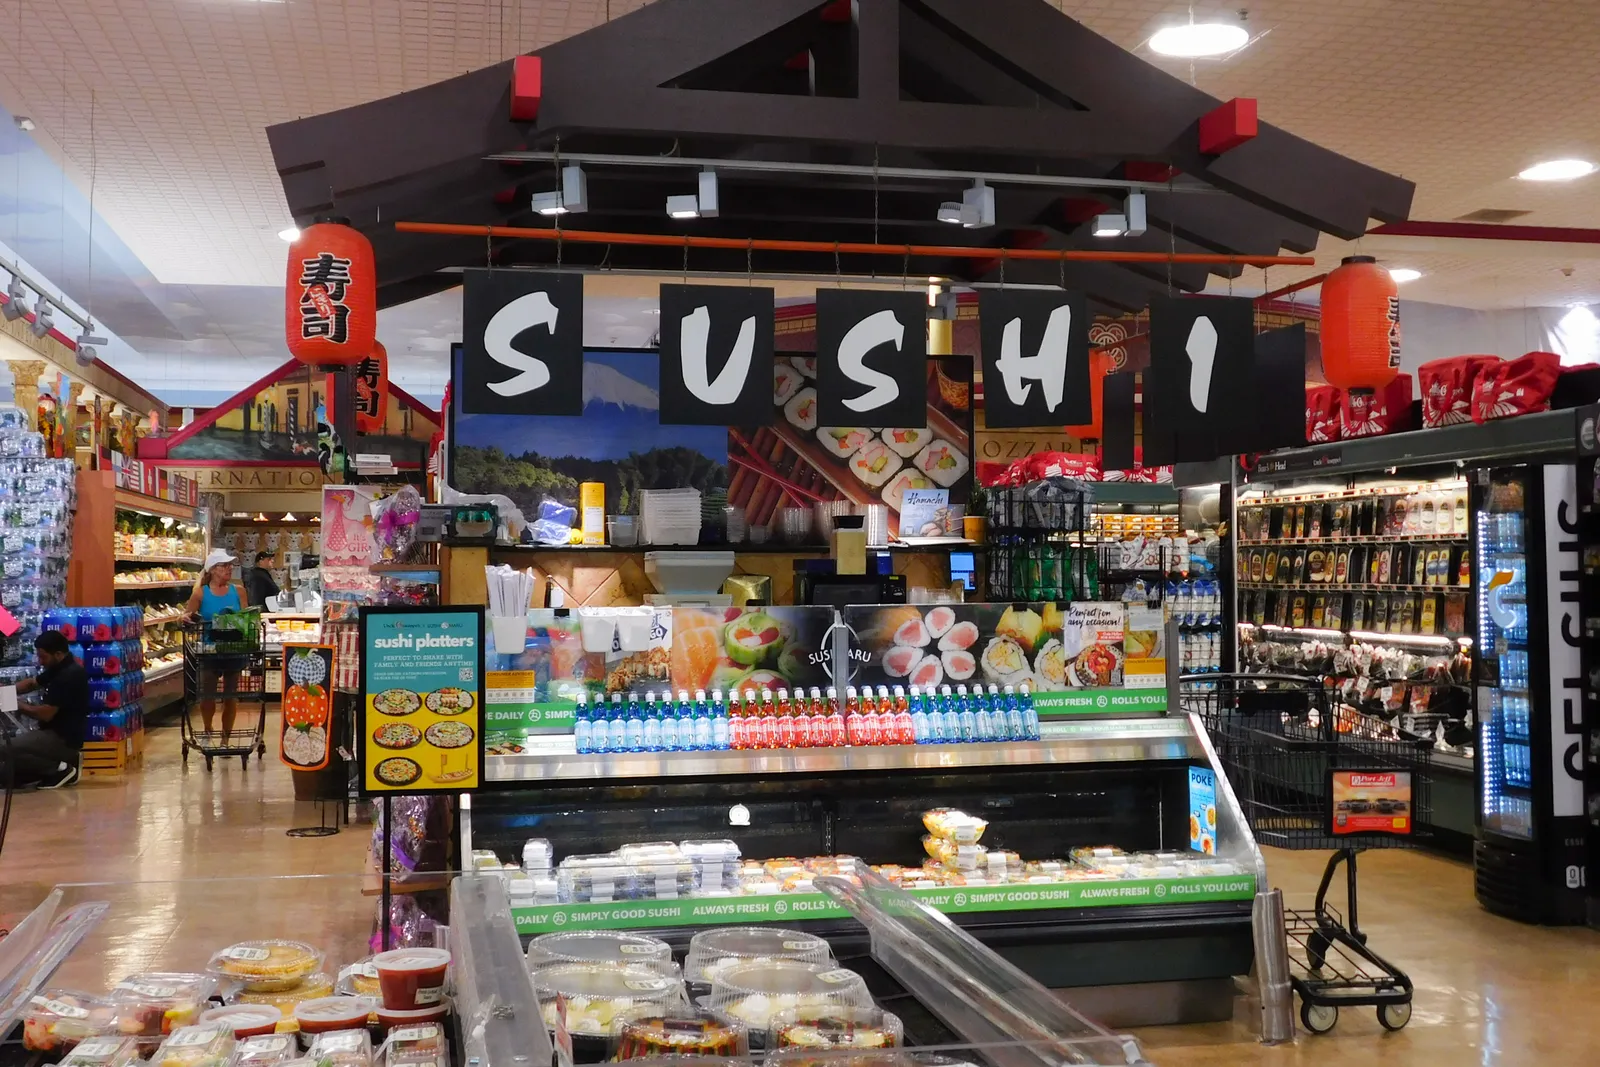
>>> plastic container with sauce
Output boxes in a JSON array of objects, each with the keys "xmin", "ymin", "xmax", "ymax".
[
  {"xmin": 199, "ymin": 1005, "xmax": 281, "ymax": 1040},
  {"xmin": 293, "ymin": 998, "xmax": 376, "ymax": 1040},
  {"xmin": 372, "ymin": 948, "xmax": 450, "ymax": 1011},
  {"xmin": 229, "ymin": 1034, "xmax": 300, "ymax": 1067}
]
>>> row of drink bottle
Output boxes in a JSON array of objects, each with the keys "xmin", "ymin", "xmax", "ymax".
[{"xmin": 574, "ymin": 682, "xmax": 1041, "ymax": 754}]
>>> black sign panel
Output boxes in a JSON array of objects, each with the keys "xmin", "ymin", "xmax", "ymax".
[
  {"xmin": 1241, "ymin": 323, "xmax": 1310, "ymax": 454},
  {"xmin": 657, "ymin": 285, "xmax": 776, "ymax": 425},
  {"xmin": 1147, "ymin": 296, "xmax": 1255, "ymax": 438},
  {"xmin": 977, "ymin": 290, "xmax": 1090, "ymax": 428},
  {"xmin": 816, "ymin": 290, "xmax": 927, "ymax": 429},
  {"xmin": 1100, "ymin": 372, "xmax": 1136, "ymax": 472},
  {"xmin": 460, "ymin": 269, "xmax": 584, "ymax": 415}
]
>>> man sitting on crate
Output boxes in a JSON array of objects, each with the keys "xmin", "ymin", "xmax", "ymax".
[{"xmin": 2, "ymin": 631, "xmax": 90, "ymax": 789}]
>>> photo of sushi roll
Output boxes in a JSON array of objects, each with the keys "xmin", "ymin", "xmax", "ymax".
[
  {"xmin": 817, "ymin": 426, "xmax": 871, "ymax": 459},
  {"xmin": 1034, "ymin": 638, "xmax": 1067, "ymax": 688},
  {"xmin": 892, "ymin": 615, "xmax": 931, "ymax": 648},
  {"xmin": 912, "ymin": 439, "xmax": 970, "ymax": 488},
  {"xmin": 774, "ymin": 362, "xmax": 802, "ymax": 405},
  {"xmin": 937, "ymin": 620, "xmax": 979, "ymax": 652},
  {"xmin": 881, "ymin": 426, "xmax": 929, "ymax": 459},
  {"xmin": 941, "ymin": 649, "xmax": 976, "ymax": 681},
  {"xmin": 790, "ymin": 355, "xmax": 817, "ymax": 377},
  {"xmin": 784, "ymin": 387, "xmax": 818, "ymax": 431},
  {"xmin": 924, "ymin": 605, "xmax": 957, "ymax": 639},
  {"xmin": 850, "ymin": 440, "xmax": 904, "ymax": 489},
  {"xmin": 881, "ymin": 468, "xmax": 935, "ymax": 511},
  {"xmin": 908, "ymin": 653, "xmax": 944, "ymax": 690},
  {"xmin": 979, "ymin": 635, "xmax": 1030, "ymax": 686},
  {"xmin": 883, "ymin": 645, "xmax": 921, "ymax": 678}
]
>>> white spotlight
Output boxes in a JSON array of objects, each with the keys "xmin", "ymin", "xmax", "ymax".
[
  {"xmin": 533, "ymin": 163, "xmax": 588, "ymax": 216},
  {"xmin": 1091, "ymin": 192, "xmax": 1147, "ymax": 238},
  {"xmin": 2, "ymin": 275, "xmax": 26, "ymax": 322},
  {"xmin": 1149, "ymin": 22, "xmax": 1250, "ymax": 58},
  {"xmin": 29, "ymin": 295, "xmax": 52, "ymax": 338},
  {"xmin": 937, "ymin": 180, "xmax": 995, "ymax": 228},
  {"xmin": 13, "ymin": 116, "xmax": 35, "ymax": 132},
  {"xmin": 665, "ymin": 169, "xmax": 720, "ymax": 220},
  {"xmin": 74, "ymin": 328, "xmax": 109, "ymax": 367}
]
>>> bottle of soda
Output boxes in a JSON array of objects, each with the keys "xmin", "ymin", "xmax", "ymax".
[
  {"xmin": 1003, "ymin": 684, "xmax": 1025, "ymax": 740},
  {"xmin": 642, "ymin": 691, "xmax": 663, "ymax": 752},
  {"xmin": 775, "ymin": 688, "xmax": 796, "ymax": 748},
  {"xmin": 1019, "ymin": 682, "xmax": 1040, "ymax": 739},
  {"xmin": 607, "ymin": 692, "xmax": 627, "ymax": 753},
  {"xmin": 728, "ymin": 689, "xmax": 747, "ymax": 750},
  {"xmin": 909, "ymin": 686, "xmax": 929, "ymax": 743},
  {"xmin": 794, "ymin": 688, "xmax": 815, "ymax": 748},
  {"xmin": 760, "ymin": 690, "xmax": 780, "ymax": 749},
  {"xmin": 625, "ymin": 691, "xmax": 646, "ymax": 752},
  {"xmin": 890, "ymin": 685, "xmax": 914, "ymax": 744},
  {"xmin": 826, "ymin": 686, "xmax": 847, "ymax": 746},
  {"xmin": 955, "ymin": 684, "xmax": 977, "ymax": 741},
  {"xmin": 844, "ymin": 685, "xmax": 862, "ymax": 745},
  {"xmin": 743, "ymin": 688, "xmax": 761, "ymax": 749},
  {"xmin": 937, "ymin": 685, "xmax": 958, "ymax": 742},
  {"xmin": 972, "ymin": 684, "xmax": 994, "ymax": 742},
  {"xmin": 693, "ymin": 689, "xmax": 713, "ymax": 751},
  {"xmin": 985, "ymin": 683, "xmax": 1011, "ymax": 741},
  {"xmin": 574, "ymin": 693, "xmax": 593, "ymax": 753}
]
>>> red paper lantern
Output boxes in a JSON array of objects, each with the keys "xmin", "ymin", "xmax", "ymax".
[
  {"xmin": 1320, "ymin": 255, "xmax": 1400, "ymax": 392},
  {"xmin": 1066, "ymin": 347, "xmax": 1114, "ymax": 440},
  {"xmin": 326, "ymin": 341, "xmax": 389, "ymax": 434},
  {"xmin": 286, "ymin": 220, "xmax": 376, "ymax": 367}
]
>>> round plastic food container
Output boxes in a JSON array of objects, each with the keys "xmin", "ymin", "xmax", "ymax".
[
  {"xmin": 197, "ymin": 1005, "xmax": 282, "ymax": 1039},
  {"xmin": 533, "ymin": 964, "xmax": 680, "ymax": 1039},
  {"xmin": 229, "ymin": 974, "xmax": 333, "ymax": 1015},
  {"xmin": 683, "ymin": 928, "xmax": 833, "ymax": 985},
  {"xmin": 527, "ymin": 930, "xmax": 674, "ymax": 973},
  {"xmin": 706, "ymin": 961, "xmax": 871, "ymax": 1031},
  {"xmin": 334, "ymin": 958, "xmax": 381, "ymax": 999},
  {"xmin": 292, "ymin": 996, "xmax": 376, "ymax": 1036},
  {"xmin": 374, "ymin": 999, "xmax": 452, "ymax": 1031},
  {"xmin": 612, "ymin": 1012, "xmax": 748, "ymax": 1060},
  {"xmin": 373, "ymin": 948, "xmax": 451, "ymax": 1011},
  {"xmin": 769, "ymin": 1005, "xmax": 903, "ymax": 1050},
  {"xmin": 208, "ymin": 941, "xmax": 323, "ymax": 993}
]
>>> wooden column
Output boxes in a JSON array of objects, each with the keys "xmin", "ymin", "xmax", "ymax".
[{"xmin": 6, "ymin": 359, "xmax": 46, "ymax": 428}]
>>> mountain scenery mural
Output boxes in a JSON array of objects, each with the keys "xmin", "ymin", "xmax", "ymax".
[{"xmin": 450, "ymin": 350, "xmax": 730, "ymax": 516}]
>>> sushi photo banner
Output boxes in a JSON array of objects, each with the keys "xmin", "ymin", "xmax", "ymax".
[
  {"xmin": 977, "ymin": 290, "xmax": 1091, "ymax": 428},
  {"xmin": 280, "ymin": 644, "xmax": 335, "ymax": 772},
  {"xmin": 460, "ymin": 269, "xmax": 584, "ymax": 416},
  {"xmin": 657, "ymin": 284, "xmax": 776, "ymax": 425},
  {"xmin": 815, "ymin": 289, "xmax": 928, "ymax": 429},
  {"xmin": 359, "ymin": 606, "xmax": 486, "ymax": 796}
]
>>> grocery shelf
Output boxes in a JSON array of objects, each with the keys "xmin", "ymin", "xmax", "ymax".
[
  {"xmin": 1238, "ymin": 533, "xmax": 1467, "ymax": 548},
  {"xmin": 113, "ymin": 580, "xmax": 194, "ymax": 590},
  {"xmin": 143, "ymin": 660, "xmax": 183, "ymax": 683},
  {"xmin": 1238, "ymin": 581, "xmax": 1468, "ymax": 594},
  {"xmin": 485, "ymin": 719, "xmax": 1204, "ymax": 784},
  {"xmin": 144, "ymin": 612, "xmax": 187, "ymax": 626},
  {"xmin": 115, "ymin": 554, "xmax": 202, "ymax": 565}
]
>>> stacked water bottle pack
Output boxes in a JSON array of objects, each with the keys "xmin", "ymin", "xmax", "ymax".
[
  {"xmin": 572, "ymin": 682, "xmax": 1041, "ymax": 755},
  {"xmin": 0, "ymin": 408, "xmax": 76, "ymax": 671},
  {"xmin": 41, "ymin": 607, "xmax": 148, "ymax": 741}
]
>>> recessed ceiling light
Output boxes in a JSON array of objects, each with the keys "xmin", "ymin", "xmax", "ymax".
[
  {"xmin": 14, "ymin": 116, "xmax": 35, "ymax": 132},
  {"xmin": 1517, "ymin": 159, "xmax": 1596, "ymax": 182},
  {"xmin": 1148, "ymin": 22, "xmax": 1249, "ymax": 58},
  {"xmin": 277, "ymin": 226, "xmax": 300, "ymax": 241},
  {"xmin": 1389, "ymin": 268, "xmax": 1422, "ymax": 283}
]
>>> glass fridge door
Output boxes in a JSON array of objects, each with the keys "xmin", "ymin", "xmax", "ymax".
[{"xmin": 1477, "ymin": 469, "xmax": 1534, "ymax": 838}]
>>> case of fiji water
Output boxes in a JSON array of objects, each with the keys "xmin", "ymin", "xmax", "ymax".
[{"xmin": 0, "ymin": 413, "xmax": 76, "ymax": 670}]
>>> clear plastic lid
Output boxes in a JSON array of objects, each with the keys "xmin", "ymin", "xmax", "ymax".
[
  {"xmin": 706, "ymin": 961, "xmax": 871, "ymax": 1029},
  {"xmin": 764, "ymin": 1053, "xmax": 981, "ymax": 1067},
  {"xmin": 151, "ymin": 1024, "xmax": 237, "ymax": 1067},
  {"xmin": 611, "ymin": 1009, "xmax": 749, "ymax": 1059},
  {"xmin": 921, "ymin": 809, "xmax": 987, "ymax": 843},
  {"xmin": 683, "ymin": 928, "xmax": 833, "ymax": 984},
  {"xmin": 62, "ymin": 1036, "xmax": 142, "ymax": 1067},
  {"xmin": 22, "ymin": 989, "xmax": 118, "ymax": 1051},
  {"xmin": 769, "ymin": 1005, "xmax": 903, "ymax": 1050},
  {"xmin": 228, "ymin": 973, "xmax": 334, "ymax": 1013},
  {"xmin": 306, "ymin": 1028, "xmax": 373, "ymax": 1067},
  {"xmin": 534, "ymin": 964, "xmax": 682, "ymax": 1037},
  {"xmin": 198, "ymin": 1005, "xmax": 282, "ymax": 1038},
  {"xmin": 208, "ymin": 940, "xmax": 324, "ymax": 992},
  {"xmin": 618, "ymin": 841, "xmax": 685, "ymax": 863},
  {"xmin": 378, "ymin": 1023, "xmax": 447, "ymax": 1065},
  {"xmin": 680, "ymin": 839, "xmax": 742, "ymax": 891},
  {"xmin": 528, "ymin": 931, "xmax": 674, "ymax": 972},
  {"xmin": 335, "ymin": 958, "xmax": 381, "ymax": 998},
  {"xmin": 229, "ymin": 1034, "xmax": 299, "ymax": 1067},
  {"xmin": 555, "ymin": 853, "xmax": 637, "ymax": 903},
  {"xmin": 522, "ymin": 838, "xmax": 553, "ymax": 871},
  {"xmin": 922, "ymin": 836, "xmax": 987, "ymax": 871},
  {"xmin": 293, "ymin": 996, "xmax": 377, "ymax": 1030},
  {"xmin": 110, "ymin": 973, "xmax": 217, "ymax": 1036}
]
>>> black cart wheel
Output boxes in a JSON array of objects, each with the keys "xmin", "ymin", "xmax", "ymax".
[
  {"xmin": 205, "ymin": 755, "xmax": 214, "ymax": 772},
  {"xmin": 1377, "ymin": 1002, "xmax": 1412, "ymax": 1031},
  {"xmin": 241, "ymin": 755, "xmax": 249, "ymax": 769},
  {"xmin": 1306, "ymin": 931, "xmax": 1329, "ymax": 972},
  {"xmin": 181, "ymin": 747, "xmax": 189, "ymax": 765},
  {"xmin": 1300, "ymin": 1000, "xmax": 1338, "ymax": 1035}
]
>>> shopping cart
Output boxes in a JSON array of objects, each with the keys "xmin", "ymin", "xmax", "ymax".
[
  {"xmin": 181, "ymin": 620, "xmax": 269, "ymax": 770},
  {"xmin": 1183, "ymin": 672, "xmax": 1429, "ymax": 1035}
]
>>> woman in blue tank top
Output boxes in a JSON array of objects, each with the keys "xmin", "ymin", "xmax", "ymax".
[{"xmin": 184, "ymin": 549, "xmax": 247, "ymax": 740}]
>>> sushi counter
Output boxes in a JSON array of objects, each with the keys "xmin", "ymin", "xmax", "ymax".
[{"xmin": 461, "ymin": 713, "xmax": 1265, "ymax": 1027}]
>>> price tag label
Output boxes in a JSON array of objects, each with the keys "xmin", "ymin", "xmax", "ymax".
[
  {"xmin": 223, "ymin": 945, "xmax": 272, "ymax": 962},
  {"xmin": 818, "ymin": 969, "xmax": 858, "ymax": 985},
  {"xmin": 31, "ymin": 996, "xmax": 89, "ymax": 1019}
]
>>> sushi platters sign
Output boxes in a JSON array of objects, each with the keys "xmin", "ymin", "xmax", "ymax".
[
  {"xmin": 843, "ymin": 602, "xmax": 1158, "ymax": 715},
  {"xmin": 360, "ymin": 606, "xmax": 486, "ymax": 795}
]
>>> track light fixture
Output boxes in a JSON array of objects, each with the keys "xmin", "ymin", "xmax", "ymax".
[
  {"xmin": 2, "ymin": 274, "xmax": 26, "ymax": 322},
  {"xmin": 74, "ymin": 328, "xmax": 109, "ymax": 367},
  {"xmin": 532, "ymin": 163, "xmax": 589, "ymax": 216},
  {"xmin": 666, "ymin": 169, "xmax": 720, "ymax": 220},
  {"xmin": 937, "ymin": 179, "xmax": 995, "ymax": 228},
  {"xmin": 29, "ymin": 294, "xmax": 53, "ymax": 338},
  {"xmin": 1091, "ymin": 192, "xmax": 1148, "ymax": 238}
]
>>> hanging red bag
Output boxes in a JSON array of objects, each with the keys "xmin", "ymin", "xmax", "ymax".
[
  {"xmin": 1418, "ymin": 355, "xmax": 1499, "ymax": 427},
  {"xmin": 1341, "ymin": 374, "xmax": 1415, "ymax": 439},
  {"xmin": 1472, "ymin": 351, "xmax": 1562, "ymax": 423},
  {"xmin": 1306, "ymin": 386, "xmax": 1342, "ymax": 443}
]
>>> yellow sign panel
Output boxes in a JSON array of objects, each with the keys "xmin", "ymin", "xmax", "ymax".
[{"xmin": 361, "ymin": 607, "xmax": 485, "ymax": 794}]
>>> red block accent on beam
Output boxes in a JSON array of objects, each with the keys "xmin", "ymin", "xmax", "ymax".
[
  {"xmin": 819, "ymin": 0, "xmax": 851, "ymax": 22},
  {"xmin": 1198, "ymin": 97, "xmax": 1258, "ymax": 155},
  {"xmin": 510, "ymin": 55, "xmax": 542, "ymax": 121},
  {"xmin": 1369, "ymin": 220, "xmax": 1600, "ymax": 245},
  {"xmin": 1123, "ymin": 162, "xmax": 1178, "ymax": 184}
]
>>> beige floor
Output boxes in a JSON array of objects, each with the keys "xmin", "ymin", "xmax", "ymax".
[{"xmin": 3, "ymin": 720, "xmax": 1598, "ymax": 1063}]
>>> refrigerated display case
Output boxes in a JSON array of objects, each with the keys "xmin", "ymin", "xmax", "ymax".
[{"xmin": 1472, "ymin": 464, "xmax": 1588, "ymax": 924}]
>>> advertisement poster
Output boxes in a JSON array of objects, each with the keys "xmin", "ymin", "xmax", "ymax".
[
  {"xmin": 1330, "ymin": 770, "xmax": 1413, "ymax": 836},
  {"xmin": 482, "ymin": 606, "xmax": 834, "ymax": 753},
  {"xmin": 1124, "ymin": 605, "xmax": 1166, "ymax": 688},
  {"xmin": 322, "ymin": 485, "xmax": 381, "ymax": 621},
  {"xmin": 360, "ymin": 607, "xmax": 485, "ymax": 794},
  {"xmin": 841, "ymin": 602, "xmax": 1155, "ymax": 714},
  {"xmin": 1188, "ymin": 765, "xmax": 1218, "ymax": 854},
  {"xmin": 279, "ymin": 643, "xmax": 334, "ymax": 771}
]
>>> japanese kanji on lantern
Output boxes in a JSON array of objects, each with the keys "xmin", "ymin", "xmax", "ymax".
[
  {"xmin": 354, "ymin": 341, "xmax": 388, "ymax": 433},
  {"xmin": 285, "ymin": 219, "xmax": 377, "ymax": 366}
]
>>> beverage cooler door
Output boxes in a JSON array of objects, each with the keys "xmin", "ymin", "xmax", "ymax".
[{"xmin": 1476, "ymin": 468, "xmax": 1534, "ymax": 839}]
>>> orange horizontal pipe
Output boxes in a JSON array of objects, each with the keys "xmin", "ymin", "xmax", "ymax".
[{"xmin": 392, "ymin": 221, "xmax": 1316, "ymax": 267}]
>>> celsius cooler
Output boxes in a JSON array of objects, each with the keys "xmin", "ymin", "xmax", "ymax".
[{"xmin": 1472, "ymin": 464, "xmax": 1588, "ymax": 924}]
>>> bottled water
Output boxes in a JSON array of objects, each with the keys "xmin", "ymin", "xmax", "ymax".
[{"xmin": 573, "ymin": 694, "xmax": 592, "ymax": 754}]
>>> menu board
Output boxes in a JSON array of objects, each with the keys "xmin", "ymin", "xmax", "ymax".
[{"xmin": 360, "ymin": 606, "xmax": 485, "ymax": 794}]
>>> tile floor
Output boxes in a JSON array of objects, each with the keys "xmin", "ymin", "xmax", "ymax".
[{"xmin": 3, "ymin": 719, "xmax": 1598, "ymax": 1064}]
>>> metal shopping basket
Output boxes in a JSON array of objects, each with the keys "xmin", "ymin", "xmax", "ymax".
[
  {"xmin": 1181, "ymin": 672, "xmax": 1430, "ymax": 1035},
  {"xmin": 181, "ymin": 620, "xmax": 269, "ymax": 770}
]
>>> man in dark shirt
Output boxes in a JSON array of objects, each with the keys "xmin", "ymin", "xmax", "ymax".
[
  {"xmin": 4, "ymin": 631, "xmax": 90, "ymax": 788},
  {"xmin": 246, "ymin": 551, "xmax": 281, "ymax": 607}
]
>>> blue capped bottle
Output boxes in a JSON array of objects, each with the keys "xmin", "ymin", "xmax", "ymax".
[
  {"xmin": 601, "ymin": 693, "xmax": 622, "ymax": 753},
  {"xmin": 936, "ymin": 684, "xmax": 958, "ymax": 741},
  {"xmin": 710, "ymin": 688, "xmax": 731, "ymax": 750},
  {"xmin": 642, "ymin": 691, "xmax": 663, "ymax": 751},
  {"xmin": 1019, "ymin": 682, "xmax": 1039, "ymax": 739},
  {"xmin": 955, "ymin": 684, "xmax": 977, "ymax": 741},
  {"xmin": 573, "ymin": 694, "xmax": 593, "ymax": 753},
  {"xmin": 691, "ymin": 689, "xmax": 712, "ymax": 750},
  {"xmin": 972, "ymin": 683, "xmax": 994, "ymax": 741},
  {"xmin": 625, "ymin": 691, "xmax": 646, "ymax": 752}
]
